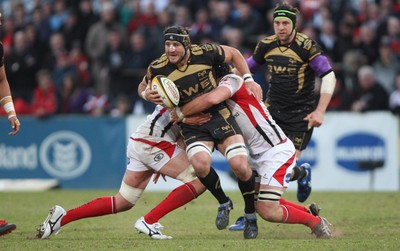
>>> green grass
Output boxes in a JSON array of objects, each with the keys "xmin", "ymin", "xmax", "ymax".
[{"xmin": 1, "ymin": 190, "xmax": 399, "ymax": 250}]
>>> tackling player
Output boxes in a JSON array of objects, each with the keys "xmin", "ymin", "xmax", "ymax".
[
  {"xmin": 172, "ymin": 66, "xmax": 332, "ymax": 238},
  {"xmin": 36, "ymin": 105, "xmax": 210, "ymax": 240}
]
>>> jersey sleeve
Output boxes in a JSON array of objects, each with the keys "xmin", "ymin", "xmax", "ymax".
[
  {"xmin": 200, "ymin": 44, "xmax": 225, "ymax": 65},
  {"xmin": 217, "ymin": 74, "xmax": 243, "ymax": 97},
  {"xmin": 252, "ymin": 40, "xmax": 268, "ymax": 65}
]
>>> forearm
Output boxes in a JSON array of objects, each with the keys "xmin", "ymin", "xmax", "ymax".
[
  {"xmin": 137, "ymin": 75, "xmax": 149, "ymax": 100},
  {"xmin": 315, "ymin": 93, "xmax": 332, "ymax": 113}
]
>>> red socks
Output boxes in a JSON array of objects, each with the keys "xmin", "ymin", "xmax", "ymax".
[
  {"xmin": 61, "ymin": 196, "xmax": 116, "ymax": 226},
  {"xmin": 279, "ymin": 198, "xmax": 308, "ymax": 212},
  {"xmin": 144, "ymin": 182, "xmax": 197, "ymax": 224},
  {"xmin": 280, "ymin": 204, "xmax": 320, "ymax": 228}
]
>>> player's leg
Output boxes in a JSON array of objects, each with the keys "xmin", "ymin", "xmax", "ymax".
[
  {"xmin": 186, "ymin": 140, "xmax": 234, "ymax": 230},
  {"xmin": 286, "ymin": 130, "xmax": 313, "ymax": 202},
  {"xmin": 139, "ymin": 150, "xmax": 206, "ymax": 225},
  {"xmin": 218, "ymin": 135, "xmax": 257, "ymax": 238},
  {"xmin": 36, "ymin": 169, "xmax": 153, "ymax": 239},
  {"xmin": 36, "ymin": 138, "xmax": 154, "ymax": 239},
  {"xmin": 255, "ymin": 140, "xmax": 332, "ymax": 238}
]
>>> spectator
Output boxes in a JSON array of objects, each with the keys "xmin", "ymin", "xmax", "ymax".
[
  {"xmin": 123, "ymin": 31, "xmax": 155, "ymax": 114},
  {"xmin": 49, "ymin": 0, "xmax": 69, "ymax": 32},
  {"xmin": 231, "ymin": 2, "xmax": 263, "ymax": 46},
  {"xmin": 373, "ymin": 37, "xmax": 400, "ymax": 94},
  {"xmin": 355, "ymin": 24, "xmax": 379, "ymax": 65},
  {"xmin": 190, "ymin": 8, "xmax": 212, "ymax": 44},
  {"xmin": 31, "ymin": 69, "xmax": 58, "ymax": 118},
  {"xmin": 209, "ymin": 0, "xmax": 234, "ymax": 42},
  {"xmin": 85, "ymin": 1, "xmax": 126, "ymax": 95},
  {"xmin": 109, "ymin": 94, "xmax": 133, "ymax": 117},
  {"xmin": 30, "ymin": 5, "xmax": 52, "ymax": 50},
  {"xmin": 126, "ymin": 0, "xmax": 159, "ymax": 36},
  {"xmin": 351, "ymin": 65, "xmax": 389, "ymax": 112},
  {"xmin": 389, "ymin": 73, "xmax": 400, "ymax": 114},
  {"xmin": 58, "ymin": 73, "xmax": 91, "ymax": 114},
  {"xmin": 5, "ymin": 30, "xmax": 40, "ymax": 104},
  {"xmin": 100, "ymin": 28, "xmax": 128, "ymax": 103},
  {"xmin": 41, "ymin": 32, "xmax": 68, "ymax": 71},
  {"xmin": 52, "ymin": 51, "xmax": 78, "ymax": 91}
]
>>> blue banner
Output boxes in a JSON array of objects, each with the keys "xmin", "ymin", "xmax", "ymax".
[{"xmin": 0, "ymin": 116, "xmax": 126, "ymax": 189}]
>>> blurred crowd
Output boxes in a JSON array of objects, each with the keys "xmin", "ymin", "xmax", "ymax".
[{"xmin": 0, "ymin": 0, "xmax": 399, "ymax": 118}]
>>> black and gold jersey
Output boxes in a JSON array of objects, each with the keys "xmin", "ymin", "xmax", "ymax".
[
  {"xmin": 147, "ymin": 43, "xmax": 225, "ymax": 109},
  {"xmin": 252, "ymin": 32, "xmax": 323, "ymax": 112}
]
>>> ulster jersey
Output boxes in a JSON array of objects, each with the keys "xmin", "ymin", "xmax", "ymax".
[
  {"xmin": 219, "ymin": 74, "xmax": 287, "ymax": 156},
  {"xmin": 252, "ymin": 32, "xmax": 324, "ymax": 112},
  {"xmin": 133, "ymin": 105, "xmax": 180, "ymax": 143}
]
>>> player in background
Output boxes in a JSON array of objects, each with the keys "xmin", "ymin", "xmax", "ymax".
[
  {"xmin": 0, "ymin": 16, "xmax": 21, "ymax": 236},
  {"xmin": 142, "ymin": 26, "xmax": 263, "ymax": 239},
  {"xmin": 36, "ymin": 105, "xmax": 210, "ymax": 240},
  {"xmin": 172, "ymin": 68, "xmax": 332, "ymax": 238},
  {"xmin": 245, "ymin": 2, "xmax": 336, "ymax": 205}
]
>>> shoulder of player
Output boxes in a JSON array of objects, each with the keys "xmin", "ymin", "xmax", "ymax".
[
  {"xmin": 149, "ymin": 54, "xmax": 169, "ymax": 69},
  {"xmin": 294, "ymin": 32, "xmax": 316, "ymax": 51},
  {"xmin": 191, "ymin": 43, "xmax": 223, "ymax": 55},
  {"xmin": 258, "ymin": 34, "xmax": 277, "ymax": 46}
]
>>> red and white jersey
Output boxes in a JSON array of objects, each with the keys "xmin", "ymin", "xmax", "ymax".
[
  {"xmin": 218, "ymin": 74, "xmax": 287, "ymax": 156},
  {"xmin": 132, "ymin": 105, "xmax": 180, "ymax": 143}
]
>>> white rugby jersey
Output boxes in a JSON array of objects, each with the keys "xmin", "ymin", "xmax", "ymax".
[
  {"xmin": 132, "ymin": 105, "xmax": 180, "ymax": 143},
  {"xmin": 219, "ymin": 74, "xmax": 287, "ymax": 156}
]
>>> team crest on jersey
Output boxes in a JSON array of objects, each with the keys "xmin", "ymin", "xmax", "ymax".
[{"xmin": 154, "ymin": 153, "xmax": 164, "ymax": 162}]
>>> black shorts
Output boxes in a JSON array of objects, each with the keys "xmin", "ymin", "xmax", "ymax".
[
  {"xmin": 180, "ymin": 107, "xmax": 242, "ymax": 146},
  {"xmin": 269, "ymin": 108, "xmax": 313, "ymax": 151}
]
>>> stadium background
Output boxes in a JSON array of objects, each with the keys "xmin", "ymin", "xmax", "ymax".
[{"xmin": 0, "ymin": 0, "xmax": 399, "ymax": 191}]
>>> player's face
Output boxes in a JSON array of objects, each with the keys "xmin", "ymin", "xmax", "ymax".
[
  {"xmin": 165, "ymin": 40, "xmax": 186, "ymax": 65},
  {"xmin": 274, "ymin": 18, "xmax": 293, "ymax": 44}
]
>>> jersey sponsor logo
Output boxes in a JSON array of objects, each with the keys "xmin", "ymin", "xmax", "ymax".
[
  {"xmin": 39, "ymin": 131, "xmax": 91, "ymax": 179},
  {"xmin": 336, "ymin": 133, "xmax": 385, "ymax": 172},
  {"xmin": 268, "ymin": 65, "xmax": 297, "ymax": 75}
]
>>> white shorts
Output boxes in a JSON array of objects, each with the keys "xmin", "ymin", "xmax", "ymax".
[
  {"xmin": 249, "ymin": 139, "xmax": 296, "ymax": 188},
  {"xmin": 126, "ymin": 137, "xmax": 183, "ymax": 172}
]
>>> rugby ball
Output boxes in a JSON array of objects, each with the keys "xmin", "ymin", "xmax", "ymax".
[{"xmin": 151, "ymin": 75, "xmax": 180, "ymax": 109}]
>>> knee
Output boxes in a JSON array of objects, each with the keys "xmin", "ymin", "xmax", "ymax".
[
  {"xmin": 114, "ymin": 194, "xmax": 135, "ymax": 212},
  {"xmin": 230, "ymin": 158, "xmax": 251, "ymax": 180},
  {"xmin": 256, "ymin": 203, "xmax": 278, "ymax": 222}
]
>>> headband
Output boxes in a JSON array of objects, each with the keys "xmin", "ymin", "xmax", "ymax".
[
  {"xmin": 164, "ymin": 28, "xmax": 191, "ymax": 52},
  {"xmin": 273, "ymin": 9, "xmax": 297, "ymax": 31}
]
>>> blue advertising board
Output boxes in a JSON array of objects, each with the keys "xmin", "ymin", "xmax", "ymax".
[{"xmin": 0, "ymin": 116, "xmax": 126, "ymax": 189}]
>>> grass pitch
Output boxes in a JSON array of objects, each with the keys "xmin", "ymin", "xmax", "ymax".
[{"xmin": 1, "ymin": 190, "xmax": 399, "ymax": 251}]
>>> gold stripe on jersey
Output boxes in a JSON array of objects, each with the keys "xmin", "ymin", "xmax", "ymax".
[
  {"xmin": 297, "ymin": 63, "xmax": 307, "ymax": 92},
  {"xmin": 150, "ymin": 54, "xmax": 169, "ymax": 69},
  {"xmin": 219, "ymin": 107, "xmax": 231, "ymax": 120},
  {"xmin": 265, "ymin": 47, "xmax": 303, "ymax": 63},
  {"xmin": 168, "ymin": 64, "xmax": 212, "ymax": 81}
]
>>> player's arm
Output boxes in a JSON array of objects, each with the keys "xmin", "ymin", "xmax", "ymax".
[
  {"xmin": 0, "ymin": 65, "xmax": 20, "ymax": 136},
  {"xmin": 177, "ymin": 86, "xmax": 231, "ymax": 119},
  {"xmin": 137, "ymin": 75, "xmax": 163, "ymax": 105},
  {"xmin": 305, "ymin": 55, "xmax": 336, "ymax": 128},
  {"xmin": 221, "ymin": 45, "xmax": 263, "ymax": 101}
]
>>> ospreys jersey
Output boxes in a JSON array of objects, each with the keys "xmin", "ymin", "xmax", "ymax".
[
  {"xmin": 147, "ymin": 44, "xmax": 242, "ymax": 145},
  {"xmin": 252, "ymin": 32, "xmax": 323, "ymax": 113},
  {"xmin": 147, "ymin": 43, "xmax": 225, "ymax": 110}
]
